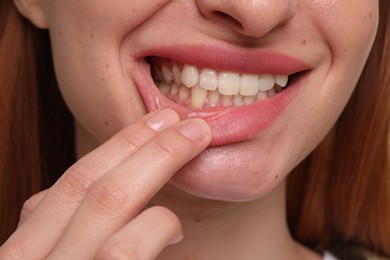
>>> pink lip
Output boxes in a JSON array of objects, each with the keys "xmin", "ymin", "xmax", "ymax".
[{"xmin": 132, "ymin": 44, "xmax": 312, "ymax": 146}]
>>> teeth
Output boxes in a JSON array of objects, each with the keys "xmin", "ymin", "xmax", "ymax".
[
  {"xmin": 178, "ymin": 85, "xmax": 190, "ymax": 101},
  {"xmin": 190, "ymin": 85, "xmax": 208, "ymax": 109},
  {"xmin": 267, "ymin": 88, "xmax": 276, "ymax": 97},
  {"xmin": 162, "ymin": 66, "xmax": 173, "ymax": 83},
  {"xmin": 257, "ymin": 91, "xmax": 267, "ymax": 101},
  {"xmin": 159, "ymin": 82, "xmax": 171, "ymax": 94},
  {"xmin": 172, "ymin": 64, "xmax": 182, "ymax": 86},
  {"xmin": 258, "ymin": 74, "xmax": 275, "ymax": 91},
  {"xmin": 153, "ymin": 61, "xmax": 291, "ymax": 108},
  {"xmin": 240, "ymin": 74, "xmax": 260, "ymax": 96},
  {"xmin": 274, "ymin": 75, "xmax": 288, "ymax": 87},
  {"xmin": 221, "ymin": 95, "xmax": 232, "ymax": 106},
  {"xmin": 233, "ymin": 95, "xmax": 243, "ymax": 107},
  {"xmin": 200, "ymin": 68, "xmax": 218, "ymax": 91},
  {"xmin": 170, "ymin": 83, "xmax": 180, "ymax": 96},
  {"xmin": 243, "ymin": 96, "xmax": 256, "ymax": 105},
  {"xmin": 181, "ymin": 65, "xmax": 199, "ymax": 88},
  {"xmin": 208, "ymin": 90, "xmax": 220, "ymax": 107},
  {"xmin": 218, "ymin": 72, "xmax": 240, "ymax": 96}
]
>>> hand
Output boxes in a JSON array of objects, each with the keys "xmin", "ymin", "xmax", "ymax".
[{"xmin": 0, "ymin": 109, "xmax": 211, "ymax": 259}]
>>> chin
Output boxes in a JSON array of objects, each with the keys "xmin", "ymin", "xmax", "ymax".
[{"xmin": 167, "ymin": 140, "xmax": 291, "ymax": 202}]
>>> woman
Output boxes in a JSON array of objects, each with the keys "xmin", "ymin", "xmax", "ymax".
[{"xmin": 0, "ymin": 0, "xmax": 389, "ymax": 259}]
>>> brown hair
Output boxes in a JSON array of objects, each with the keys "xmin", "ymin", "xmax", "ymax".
[
  {"xmin": 0, "ymin": 0, "xmax": 389, "ymax": 256},
  {"xmin": 0, "ymin": 1, "xmax": 74, "ymax": 243},
  {"xmin": 0, "ymin": 2, "xmax": 41, "ymax": 242}
]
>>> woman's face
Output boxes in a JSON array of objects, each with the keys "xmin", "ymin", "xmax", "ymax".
[{"xmin": 34, "ymin": 0, "xmax": 378, "ymax": 201}]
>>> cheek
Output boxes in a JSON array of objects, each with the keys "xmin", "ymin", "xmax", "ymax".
[
  {"xmin": 43, "ymin": 0, "xmax": 170, "ymax": 141},
  {"xmin": 308, "ymin": 0, "xmax": 379, "ymax": 120},
  {"xmin": 312, "ymin": 0, "xmax": 379, "ymax": 61},
  {"xmin": 274, "ymin": 1, "xmax": 380, "ymax": 187}
]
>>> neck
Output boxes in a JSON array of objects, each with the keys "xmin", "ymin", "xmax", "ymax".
[{"xmin": 149, "ymin": 181, "xmax": 317, "ymax": 259}]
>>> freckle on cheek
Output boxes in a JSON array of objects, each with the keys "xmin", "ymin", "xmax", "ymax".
[{"xmin": 301, "ymin": 40, "xmax": 307, "ymax": 46}]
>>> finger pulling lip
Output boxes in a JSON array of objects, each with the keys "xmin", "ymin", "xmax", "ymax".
[{"xmin": 132, "ymin": 44, "xmax": 312, "ymax": 146}]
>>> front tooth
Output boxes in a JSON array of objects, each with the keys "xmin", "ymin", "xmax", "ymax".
[
  {"xmin": 258, "ymin": 74, "xmax": 275, "ymax": 91},
  {"xmin": 200, "ymin": 68, "xmax": 218, "ymax": 91},
  {"xmin": 181, "ymin": 65, "xmax": 199, "ymax": 88},
  {"xmin": 233, "ymin": 95, "xmax": 243, "ymax": 107},
  {"xmin": 240, "ymin": 74, "xmax": 260, "ymax": 96},
  {"xmin": 274, "ymin": 75, "xmax": 288, "ymax": 88},
  {"xmin": 208, "ymin": 90, "xmax": 220, "ymax": 107},
  {"xmin": 221, "ymin": 95, "xmax": 232, "ymax": 106},
  {"xmin": 190, "ymin": 85, "xmax": 208, "ymax": 109},
  {"xmin": 218, "ymin": 72, "xmax": 240, "ymax": 95},
  {"xmin": 162, "ymin": 66, "xmax": 173, "ymax": 83}
]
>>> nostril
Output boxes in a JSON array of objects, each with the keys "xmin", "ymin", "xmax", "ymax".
[
  {"xmin": 211, "ymin": 10, "xmax": 244, "ymax": 31},
  {"xmin": 196, "ymin": 0, "xmax": 296, "ymax": 39}
]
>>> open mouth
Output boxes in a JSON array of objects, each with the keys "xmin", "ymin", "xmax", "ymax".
[
  {"xmin": 133, "ymin": 46, "xmax": 311, "ymax": 146},
  {"xmin": 148, "ymin": 57, "xmax": 294, "ymax": 109}
]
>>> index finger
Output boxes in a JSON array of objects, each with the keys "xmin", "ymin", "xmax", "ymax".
[
  {"xmin": 0, "ymin": 109, "xmax": 179, "ymax": 259},
  {"xmin": 49, "ymin": 118, "xmax": 211, "ymax": 259}
]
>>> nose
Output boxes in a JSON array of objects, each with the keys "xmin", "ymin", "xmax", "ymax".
[{"xmin": 195, "ymin": 0, "xmax": 296, "ymax": 38}]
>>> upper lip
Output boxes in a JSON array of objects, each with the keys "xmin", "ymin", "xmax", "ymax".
[{"xmin": 134, "ymin": 44, "xmax": 311, "ymax": 75}]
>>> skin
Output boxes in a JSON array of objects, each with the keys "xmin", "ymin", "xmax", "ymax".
[{"xmin": 1, "ymin": 0, "xmax": 378, "ymax": 259}]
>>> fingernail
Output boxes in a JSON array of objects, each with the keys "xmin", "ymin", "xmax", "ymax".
[
  {"xmin": 178, "ymin": 119, "xmax": 210, "ymax": 141},
  {"xmin": 169, "ymin": 233, "xmax": 184, "ymax": 245},
  {"xmin": 146, "ymin": 109, "xmax": 179, "ymax": 132}
]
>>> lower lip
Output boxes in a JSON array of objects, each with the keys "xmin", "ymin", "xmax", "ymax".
[{"xmin": 133, "ymin": 60, "xmax": 305, "ymax": 146}]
